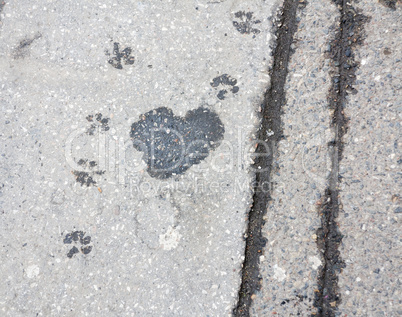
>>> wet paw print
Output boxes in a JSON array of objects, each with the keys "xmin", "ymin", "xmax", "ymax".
[
  {"xmin": 70, "ymin": 113, "xmax": 109, "ymax": 189},
  {"xmin": 86, "ymin": 113, "xmax": 110, "ymax": 135},
  {"xmin": 63, "ymin": 231, "xmax": 93, "ymax": 258},
  {"xmin": 233, "ymin": 11, "xmax": 261, "ymax": 36},
  {"xmin": 72, "ymin": 159, "xmax": 105, "ymax": 187},
  {"xmin": 379, "ymin": 0, "xmax": 398, "ymax": 10},
  {"xmin": 105, "ymin": 42, "xmax": 135, "ymax": 69},
  {"xmin": 210, "ymin": 74, "xmax": 239, "ymax": 100}
]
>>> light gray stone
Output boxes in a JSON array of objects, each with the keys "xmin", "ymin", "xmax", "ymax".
[
  {"xmin": 0, "ymin": 1, "xmax": 280, "ymax": 316},
  {"xmin": 251, "ymin": 1, "xmax": 337, "ymax": 315},
  {"xmin": 337, "ymin": 1, "xmax": 401, "ymax": 315}
]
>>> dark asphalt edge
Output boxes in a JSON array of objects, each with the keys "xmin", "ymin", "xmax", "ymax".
[
  {"xmin": 233, "ymin": 1, "xmax": 302, "ymax": 316},
  {"xmin": 313, "ymin": 1, "xmax": 370, "ymax": 316},
  {"xmin": 0, "ymin": 1, "xmax": 5, "ymax": 16}
]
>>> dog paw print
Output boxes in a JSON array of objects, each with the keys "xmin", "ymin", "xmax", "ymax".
[
  {"xmin": 70, "ymin": 114, "xmax": 109, "ymax": 188},
  {"xmin": 210, "ymin": 74, "xmax": 239, "ymax": 100},
  {"xmin": 233, "ymin": 11, "xmax": 261, "ymax": 36},
  {"xmin": 105, "ymin": 42, "xmax": 135, "ymax": 69},
  {"xmin": 72, "ymin": 159, "xmax": 105, "ymax": 187},
  {"xmin": 86, "ymin": 113, "xmax": 110, "ymax": 135},
  {"xmin": 63, "ymin": 231, "xmax": 93, "ymax": 258},
  {"xmin": 379, "ymin": 0, "xmax": 397, "ymax": 10}
]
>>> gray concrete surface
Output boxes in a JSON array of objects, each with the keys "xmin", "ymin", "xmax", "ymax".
[
  {"xmin": 0, "ymin": 1, "xmax": 279, "ymax": 316},
  {"xmin": 337, "ymin": 1, "xmax": 401, "ymax": 315},
  {"xmin": 251, "ymin": 1, "xmax": 337, "ymax": 315},
  {"xmin": 0, "ymin": 0, "xmax": 401, "ymax": 316}
]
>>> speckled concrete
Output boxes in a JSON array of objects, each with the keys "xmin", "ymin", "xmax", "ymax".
[
  {"xmin": 1, "ymin": 0, "xmax": 401, "ymax": 316},
  {"xmin": 0, "ymin": 1, "xmax": 280, "ymax": 316},
  {"xmin": 251, "ymin": 1, "xmax": 337, "ymax": 315},
  {"xmin": 337, "ymin": 1, "xmax": 401, "ymax": 315}
]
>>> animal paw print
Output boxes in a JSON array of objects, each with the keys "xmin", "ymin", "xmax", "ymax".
[
  {"xmin": 210, "ymin": 74, "xmax": 239, "ymax": 100},
  {"xmin": 379, "ymin": 0, "xmax": 397, "ymax": 10},
  {"xmin": 233, "ymin": 11, "xmax": 261, "ymax": 36},
  {"xmin": 63, "ymin": 231, "xmax": 93, "ymax": 258},
  {"xmin": 86, "ymin": 113, "xmax": 110, "ymax": 135},
  {"xmin": 70, "ymin": 114, "xmax": 109, "ymax": 188},
  {"xmin": 72, "ymin": 159, "xmax": 105, "ymax": 187},
  {"xmin": 105, "ymin": 42, "xmax": 135, "ymax": 69}
]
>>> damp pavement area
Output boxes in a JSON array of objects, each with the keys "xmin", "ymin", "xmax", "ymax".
[{"xmin": 0, "ymin": 0, "xmax": 400, "ymax": 316}]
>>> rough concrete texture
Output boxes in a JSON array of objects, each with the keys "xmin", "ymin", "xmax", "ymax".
[
  {"xmin": 0, "ymin": 1, "xmax": 280, "ymax": 316},
  {"xmin": 1, "ymin": 0, "xmax": 401, "ymax": 316},
  {"xmin": 251, "ymin": 1, "xmax": 338, "ymax": 315},
  {"xmin": 337, "ymin": 0, "xmax": 401, "ymax": 315}
]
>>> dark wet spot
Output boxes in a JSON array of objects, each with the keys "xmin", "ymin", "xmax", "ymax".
[
  {"xmin": 217, "ymin": 90, "xmax": 227, "ymax": 100},
  {"xmin": 64, "ymin": 231, "xmax": 93, "ymax": 258},
  {"xmin": 379, "ymin": 0, "xmax": 397, "ymax": 10},
  {"xmin": 81, "ymin": 236, "xmax": 91, "ymax": 245},
  {"xmin": 72, "ymin": 158, "xmax": 105, "ymax": 186},
  {"xmin": 86, "ymin": 113, "xmax": 110, "ymax": 134},
  {"xmin": 87, "ymin": 124, "xmax": 97, "ymax": 135},
  {"xmin": 296, "ymin": 295, "xmax": 308, "ymax": 302},
  {"xmin": 13, "ymin": 33, "xmax": 42, "ymax": 59},
  {"xmin": 73, "ymin": 171, "xmax": 96, "ymax": 186},
  {"xmin": 77, "ymin": 159, "xmax": 87, "ymax": 166},
  {"xmin": 130, "ymin": 107, "xmax": 224, "ymax": 179},
  {"xmin": 64, "ymin": 231, "xmax": 84, "ymax": 244},
  {"xmin": 233, "ymin": 11, "xmax": 261, "ymax": 35},
  {"xmin": 211, "ymin": 74, "xmax": 237, "ymax": 87},
  {"xmin": 63, "ymin": 234, "xmax": 73, "ymax": 244},
  {"xmin": 383, "ymin": 47, "xmax": 392, "ymax": 55},
  {"xmin": 210, "ymin": 74, "xmax": 239, "ymax": 100},
  {"xmin": 75, "ymin": 231, "xmax": 84, "ymax": 242},
  {"xmin": 67, "ymin": 246, "xmax": 80, "ymax": 258},
  {"xmin": 19, "ymin": 39, "xmax": 34, "ymax": 49},
  {"xmin": 106, "ymin": 42, "xmax": 135, "ymax": 69},
  {"xmin": 81, "ymin": 246, "xmax": 93, "ymax": 254}
]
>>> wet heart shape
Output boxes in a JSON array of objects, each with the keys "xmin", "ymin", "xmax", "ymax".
[{"xmin": 130, "ymin": 107, "xmax": 225, "ymax": 179}]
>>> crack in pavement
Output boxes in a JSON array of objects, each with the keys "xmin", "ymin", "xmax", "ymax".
[
  {"xmin": 0, "ymin": 1, "xmax": 6, "ymax": 24},
  {"xmin": 233, "ymin": 1, "xmax": 302, "ymax": 316},
  {"xmin": 314, "ymin": 1, "xmax": 370, "ymax": 316}
]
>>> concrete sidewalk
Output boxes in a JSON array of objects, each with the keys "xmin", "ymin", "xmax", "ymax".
[
  {"xmin": 252, "ymin": 0, "xmax": 401, "ymax": 316},
  {"xmin": 0, "ymin": 1, "xmax": 279, "ymax": 316},
  {"xmin": 0, "ymin": 0, "xmax": 400, "ymax": 316}
]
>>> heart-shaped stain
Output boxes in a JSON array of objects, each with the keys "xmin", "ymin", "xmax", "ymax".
[{"xmin": 130, "ymin": 107, "xmax": 225, "ymax": 179}]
